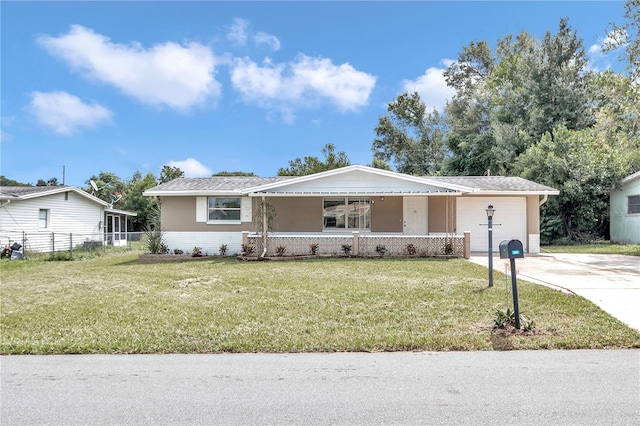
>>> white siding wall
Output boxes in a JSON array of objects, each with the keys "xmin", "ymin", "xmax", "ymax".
[
  {"xmin": 162, "ymin": 231, "xmax": 243, "ymax": 255},
  {"xmin": 0, "ymin": 191, "xmax": 103, "ymax": 244},
  {"xmin": 263, "ymin": 170, "xmax": 447, "ymax": 194}
]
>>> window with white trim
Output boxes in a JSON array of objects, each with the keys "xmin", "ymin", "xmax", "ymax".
[
  {"xmin": 323, "ymin": 197, "xmax": 370, "ymax": 230},
  {"xmin": 39, "ymin": 209, "xmax": 49, "ymax": 228},
  {"xmin": 629, "ymin": 195, "xmax": 640, "ymax": 214},
  {"xmin": 208, "ymin": 197, "xmax": 241, "ymax": 221}
]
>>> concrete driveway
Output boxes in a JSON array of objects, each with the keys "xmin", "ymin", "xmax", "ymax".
[{"xmin": 469, "ymin": 253, "xmax": 640, "ymax": 331}]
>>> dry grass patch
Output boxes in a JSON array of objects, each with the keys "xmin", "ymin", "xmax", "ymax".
[{"xmin": 1, "ymin": 253, "xmax": 638, "ymax": 354}]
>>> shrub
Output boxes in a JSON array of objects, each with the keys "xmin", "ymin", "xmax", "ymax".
[
  {"xmin": 275, "ymin": 246, "xmax": 286, "ymax": 256},
  {"xmin": 173, "ymin": 248, "xmax": 184, "ymax": 255},
  {"xmin": 219, "ymin": 244, "xmax": 228, "ymax": 256},
  {"xmin": 341, "ymin": 244, "xmax": 352, "ymax": 256},
  {"xmin": 309, "ymin": 243, "xmax": 319, "ymax": 255},
  {"xmin": 444, "ymin": 243, "xmax": 454, "ymax": 255},
  {"xmin": 192, "ymin": 246, "xmax": 203, "ymax": 257},
  {"xmin": 375, "ymin": 244, "xmax": 387, "ymax": 257},
  {"xmin": 405, "ymin": 243, "xmax": 417, "ymax": 255},
  {"xmin": 241, "ymin": 243, "xmax": 255, "ymax": 256}
]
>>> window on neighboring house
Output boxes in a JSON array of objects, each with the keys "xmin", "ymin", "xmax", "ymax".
[
  {"xmin": 39, "ymin": 209, "xmax": 49, "ymax": 228},
  {"xmin": 323, "ymin": 197, "xmax": 370, "ymax": 230},
  {"xmin": 208, "ymin": 197, "xmax": 241, "ymax": 221},
  {"xmin": 629, "ymin": 195, "xmax": 640, "ymax": 214}
]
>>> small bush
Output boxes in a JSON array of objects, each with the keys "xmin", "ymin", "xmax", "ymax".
[
  {"xmin": 173, "ymin": 248, "xmax": 184, "ymax": 255},
  {"xmin": 275, "ymin": 246, "xmax": 286, "ymax": 256},
  {"xmin": 405, "ymin": 243, "xmax": 417, "ymax": 255},
  {"xmin": 192, "ymin": 246, "xmax": 203, "ymax": 257},
  {"xmin": 375, "ymin": 244, "xmax": 387, "ymax": 257},
  {"xmin": 444, "ymin": 243, "xmax": 454, "ymax": 255},
  {"xmin": 241, "ymin": 243, "xmax": 255, "ymax": 256},
  {"xmin": 341, "ymin": 244, "xmax": 352, "ymax": 256},
  {"xmin": 219, "ymin": 244, "xmax": 228, "ymax": 256},
  {"xmin": 309, "ymin": 243, "xmax": 319, "ymax": 255}
]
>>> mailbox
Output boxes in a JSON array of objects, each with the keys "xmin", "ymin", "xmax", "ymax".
[{"xmin": 499, "ymin": 239, "xmax": 524, "ymax": 259}]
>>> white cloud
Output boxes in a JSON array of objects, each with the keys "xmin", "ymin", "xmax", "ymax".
[
  {"xmin": 165, "ymin": 158, "xmax": 212, "ymax": 177},
  {"xmin": 37, "ymin": 25, "xmax": 221, "ymax": 111},
  {"xmin": 227, "ymin": 18, "xmax": 249, "ymax": 45},
  {"xmin": 402, "ymin": 62, "xmax": 455, "ymax": 113},
  {"xmin": 230, "ymin": 54, "xmax": 376, "ymax": 122},
  {"xmin": 27, "ymin": 91, "xmax": 112, "ymax": 135},
  {"xmin": 254, "ymin": 32, "xmax": 281, "ymax": 51}
]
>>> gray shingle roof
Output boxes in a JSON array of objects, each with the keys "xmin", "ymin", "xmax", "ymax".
[
  {"xmin": 0, "ymin": 186, "xmax": 66, "ymax": 198},
  {"xmin": 426, "ymin": 176, "xmax": 558, "ymax": 193},
  {"xmin": 146, "ymin": 176, "xmax": 294, "ymax": 192},
  {"xmin": 144, "ymin": 171, "xmax": 558, "ymax": 195}
]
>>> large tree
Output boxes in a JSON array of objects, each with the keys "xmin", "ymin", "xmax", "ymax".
[
  {"xmin": 605, "ymin": 0, "xmax": 640, "ymax": 80},
  {"xmin": 277, "ymin": 143, "xmax": 350, "ymax": 176},
  {"xmin": 122, "ymin": 171, "xmax": 159, "ymax": 231},
  {"xmin": 443, "ymin": 20, "xmax": 594, "ymax": 176},
  {"xmin": 372, "ymin": 92, "xmax": 448, "ymax": 175},
  {"xmin": 159, "ymin": 165, "xmax": 184, "ymax": 183}
]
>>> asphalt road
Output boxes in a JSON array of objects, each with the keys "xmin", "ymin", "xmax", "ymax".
[{"xmin": 2, "ymin": 350, "xmax": 639, "ymax": 425}]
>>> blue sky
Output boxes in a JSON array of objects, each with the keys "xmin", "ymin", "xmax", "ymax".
[{"xmin": 1, "ymin": 1, "xmax": 626, "ymax": 187}]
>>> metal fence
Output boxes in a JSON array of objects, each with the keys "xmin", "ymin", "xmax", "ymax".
[{"xmin": 0, "ymin": 230, "xmax": 144, "ymax": 259}]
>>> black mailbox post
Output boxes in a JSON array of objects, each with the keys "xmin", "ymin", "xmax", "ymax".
[{"xmin": 499, "ymin": 239, "xmax": 524, "ymax": 329}]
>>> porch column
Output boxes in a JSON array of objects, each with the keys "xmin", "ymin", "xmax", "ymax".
[
  {"xmin": 352, "ymin": 231, "xmax": 359, "ymax": 256},
  {"xmin": 464, "ymin": 231, "xmax": 471, "ymax": 259}
]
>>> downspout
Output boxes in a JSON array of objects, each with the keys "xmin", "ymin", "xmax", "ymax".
[
  {"xmin": 539, "ymin": 194, "xmax": 548, "ymax": 206},
  {"xmin": 260, "ymin": 196, "xmax": 267, "ymax": 258}
]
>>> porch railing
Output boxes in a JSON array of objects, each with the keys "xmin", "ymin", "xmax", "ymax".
[{"xmin": 244, "ymin": 232, "xmax": 470, "ymax": 258}]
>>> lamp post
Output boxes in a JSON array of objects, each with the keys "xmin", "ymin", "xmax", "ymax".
[{"xmin": 486, "ymin": 204, "xmax": 495, "ymax": 287}]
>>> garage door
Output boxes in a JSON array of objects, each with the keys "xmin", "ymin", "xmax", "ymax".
[{"xmin": 456, "ymin": 197, "xmax": 527, "ymax": 252}]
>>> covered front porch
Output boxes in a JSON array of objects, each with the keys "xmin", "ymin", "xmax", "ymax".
[{"xmin": 243, "ymin": 231, "xmax": 470, "ymax": 258}]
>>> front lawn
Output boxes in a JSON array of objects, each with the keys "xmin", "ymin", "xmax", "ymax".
[{"xmin": 1, "ymin": 253, "xmax": 638, "ymax": 354}]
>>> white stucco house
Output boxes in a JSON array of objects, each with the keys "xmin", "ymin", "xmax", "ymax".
[
  {"xmin": 0, "ymin": 185, "xmax": 136, "ymax": 253},
  {"xmin": 610, "ymin": 171, "xmax": 640, "ymax": 244}
]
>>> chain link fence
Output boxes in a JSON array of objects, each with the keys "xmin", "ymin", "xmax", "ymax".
[{"xmin": 0, "ymin": 230, "xmax": 144, "ymax": 260}]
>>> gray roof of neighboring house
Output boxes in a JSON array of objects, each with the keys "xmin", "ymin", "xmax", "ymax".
[
  {"xmin": 426, "ymin": 176, "xmax": 559, "ymax": 193},
  {"xmin": 0, "ymin": 186, "xmax": 66, "ymax": 198}
]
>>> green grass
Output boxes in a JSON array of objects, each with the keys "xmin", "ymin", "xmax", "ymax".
[
  {"xmin": 1, "ymin": 252, "xmax": 638, "ymax": 354},
  {"xmin": 542, "ymin": 243, "xmax": 640, "ymax": 256}
]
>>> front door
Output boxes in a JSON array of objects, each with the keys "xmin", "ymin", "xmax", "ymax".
[{"xmin": 403, "ymin": 197, "xmax": 428, "ymax": 235}]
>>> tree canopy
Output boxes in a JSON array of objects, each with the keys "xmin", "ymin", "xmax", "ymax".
[
  {"xmin": 277, "ymin": 143, "xmax": 350, "ymax": 176},
  {"xmin": 371, "ymin": 13, "xmax": 639, "ymax": 243}
]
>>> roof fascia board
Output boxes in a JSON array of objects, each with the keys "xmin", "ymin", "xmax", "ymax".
[
  {"xmin": 106, "ymin": 208, "xmax": 138, "ymax": 216},
  {"xmin": 248, "ymin": 191, "xmax": 463, "ymax": 197},
  {"xmin": 622, "ymin": 171, "xmax": 640, "ymax": 184},
  {"xmin": 465, "ymin": 190, "xmax": 560, "ymax": 195}
]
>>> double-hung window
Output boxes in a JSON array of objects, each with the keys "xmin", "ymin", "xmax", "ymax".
[
  {"xmin": 39, "ymin": 209, "xmax": 49, "ymax": 228},
  {"xmin": 629, "ymin": 195, "xmax": 640, "ymax": 214},
  {"xmin": 208, "ymin": 197, "xmax": 241, "ymax": 222},
  {"xmin": 323, "ymin": 197, "xmax": 370, "ymax": 231}
]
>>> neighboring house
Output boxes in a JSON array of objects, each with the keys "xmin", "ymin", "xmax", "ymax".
[
  {"xmin": 143, "ymin": 165, "xmax": 558, "ymax": 256},
  {"xmin": 610, "ymin": 171, "xmax": 640, "ymax": 244},
  {"xmin": 0, "ymin": 186, "xmax": 136, "ymax": 252}
]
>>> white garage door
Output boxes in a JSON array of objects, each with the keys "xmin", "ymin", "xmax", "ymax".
[{"xmin": 456, "ymin": 197, "xmax": 527, "ymax": 252}]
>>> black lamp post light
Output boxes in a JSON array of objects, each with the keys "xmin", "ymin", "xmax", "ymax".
[{"xmin": 486, "ymin": 204, "xmax": 495, "ymax": 288}]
